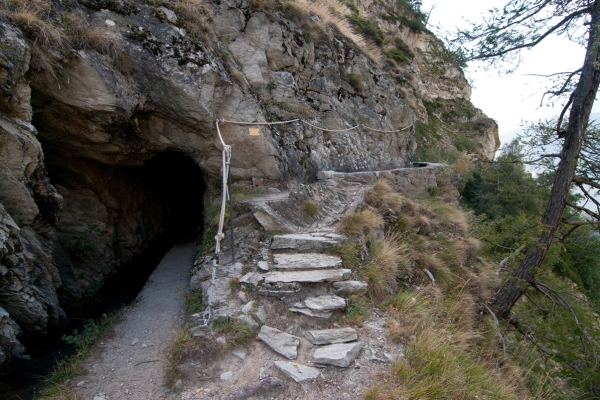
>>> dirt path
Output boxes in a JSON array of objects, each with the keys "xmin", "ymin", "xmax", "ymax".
[{"xmin": 71, "ymin": 241, "xmax": 195, "ymax": 400}]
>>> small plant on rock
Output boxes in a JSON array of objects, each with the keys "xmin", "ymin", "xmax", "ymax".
[{"xmin": 301, "ymin": 199, "xmax": 321, "ymax": 217}]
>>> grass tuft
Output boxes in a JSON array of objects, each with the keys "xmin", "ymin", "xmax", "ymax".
[
  {"xmin": 340, "ymin": 208, "xmax": 384, "ymax": 237},
  {"xmin": 300, "ymin": 199, "xmax": 321, "ymax": 217}
]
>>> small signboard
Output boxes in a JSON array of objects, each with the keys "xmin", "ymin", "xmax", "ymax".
[{"xmin": 249, "ymin": 127, "xmax": 260, "ymax": 136}]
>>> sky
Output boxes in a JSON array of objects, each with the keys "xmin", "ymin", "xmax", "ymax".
[{"xmin": 420, "ymin": 0, "xmax": 598, "ymax": 150}]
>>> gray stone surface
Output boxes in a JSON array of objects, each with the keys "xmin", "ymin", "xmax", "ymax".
[
  {"xmin": 274, "ymin": 361, "xmax": 321, "ymax": 383},
  {"xmin": 240, "ymin": 272, "xmax": 266, "ymax": 286},
  {"xmin": 333, "ymin": 281, "xmax": 369, "ymax": 295},
  {"xmin": 304, "ymin": 328, "xmax": 358, "ymax": 345},
  {"xmin": 313, "ymin": 342, "xmax": 364, "ymax": 367},
  {"xmin": 201, "ymin": 277, "xmax": 232, "ymax": 307},
  {"xmin": 264, "ymin": 269, "xmax": 351, "ymax": 284},
  {"xmin": 258, "ymin": 325, "xmax": 300, "ymax": 360},
  {"xmin": 257, "ymin": 261, "xmax": 270, "ymax": 271},
  {"xmin": 190, "ymin": 262, "xmax": 243, "ymax": 290},
  {"xmin": 220, "ymin": 371, "xmax": 233, "ymax": 381},
  {"xmin": 231, "ymin": 348, "xmax": 247, "ymax": 360},
  {"xmin": 271, "ymin": 234, "xmax": 339, "ymax": 252},
  {"xmin": 236, "ymin": 314, "xmax": 259, "ymax": 330},
  {"xmin": 273, "ymin": 253, "xmax": 342, "ymax": 270},
  {"xmin": 255, "ymin": 305, "xmax": 267, "ymax": 323},
  {"xmin": 289, "ymin": 295, "xmax": 346, "ymax": 318},
  {"xmin": 242, "ymin": 301, "xmax": 255, "ymax": 315}
]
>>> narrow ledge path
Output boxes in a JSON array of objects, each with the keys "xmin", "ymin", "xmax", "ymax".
[{"xmin": 71, "ymin": 241, "xmax": 195, "ymax": 400}]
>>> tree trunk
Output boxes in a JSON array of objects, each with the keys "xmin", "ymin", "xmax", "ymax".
[{"xmin": 488, "ymin": 2, "xmax": 600, "ymax": 319}]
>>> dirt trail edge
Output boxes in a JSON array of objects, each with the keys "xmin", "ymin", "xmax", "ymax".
[{"xmin": 72, "ymin": 241, "xmax": 196, "ymax": 400}]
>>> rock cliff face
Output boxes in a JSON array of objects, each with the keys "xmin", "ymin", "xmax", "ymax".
[{"xmin": 0, "ymin": 0, "xmax": 499, "ymax": 368}]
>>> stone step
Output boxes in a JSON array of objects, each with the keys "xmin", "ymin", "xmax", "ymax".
[
  {"xmin": 263, "ymin": 269, "xmax": 351, "ymax": 284},
  {"xmin": 288, "ymin": 295, "xmax": 346, "ymax": 318},
  {"xmin": 273, "ymin": 253, "xmax": 342, "ymax": 270},
  {"xmin": 271, "ymin": 234, "xmax": 342, "ymax": 252},
  {"xmin": 312, "ymin": 342, "xmax": 364, "ymax": 367},
  {"xmin": 304, "ymin": 327, "xmax": 358, "ymax": 345}
]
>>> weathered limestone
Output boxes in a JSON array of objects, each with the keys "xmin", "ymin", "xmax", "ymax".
[
  {"xmin": 273, "ymin": 253, "xmax": 342, "ymax": 270},
  {"xmin": 274, "ymin": 361, "xmax": 321, "ymax": 383},
  {"xmin": 304, "ymin": 328, "xmax": 358, "ymax": 345},
  {"xmin": 191, "ymin": 262, "xmax": 243, "ymax": 291},
  {"xmin": 240, "ymin": 272, "xmax": 266, "ymax": 286},
  {"xmin": 258, "ymin": 326, "xmax": 300, "ymax": 360},
  {"xmin": 313, "ymin": 342, "xmax": 364, "ymax": 367},
  {"xmin": 333, "ymin": 281, "xmax": 369, "ymax": 295},
  {"xmin": 271, "ymin": 234, "xmax": 339, "ymax": 252},
  {"xmin": 289, "ymin": 295, "xmax": 346, "ymax": 318},
  {"xmin": 257, "ymin": 261, "xmax": 270, "ymax": 271},
  {"xmin": 201, "ymin": 277, "xmax": 232, "ymax": 307},
  {"xmin": 264, "ymin": 270, "xmax": 351, "ymax": 284},
  {"xmin": 237, "ymin": 314, "xmax": 259, "ymax": 330}
]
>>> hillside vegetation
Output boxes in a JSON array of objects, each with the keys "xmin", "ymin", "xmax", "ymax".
[{"xmin": 334, "ymin": 151, "xmax": 600, "ymax": 399}]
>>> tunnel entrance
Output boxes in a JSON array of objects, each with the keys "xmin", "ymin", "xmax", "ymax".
[
  {"xmin": 93, "ymin": 150, "xmax": 205, "ymax": 312},
  {"xmin": 0, "ymin": 150, "xmax": 206, "ymax": 399}
]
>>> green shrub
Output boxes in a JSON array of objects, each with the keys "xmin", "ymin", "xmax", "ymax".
[{"xmin": 346, "ymin": 13, "xmax": 385, "ymax": 45}]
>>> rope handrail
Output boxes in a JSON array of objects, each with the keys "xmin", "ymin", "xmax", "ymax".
[{"xmin": 216, "ymin": 118, "xmax": 413, "ymax": 133}]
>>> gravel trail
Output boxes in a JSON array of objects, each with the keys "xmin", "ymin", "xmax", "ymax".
[{"xmin": 71, "ymin": 241, "xmax": 195, "ymax": 400}]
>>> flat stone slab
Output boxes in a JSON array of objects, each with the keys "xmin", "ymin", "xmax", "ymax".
[
  {"xmin": 240, "ymin": 272, "xmax": 266, "ymax": 286},
  {"xmin": 289, "ymin": 295, "xmax": 346, "ymax": 318},
  {"xmin": 258, "ymin": 325, "xmax": 300, "ymax": 360},
  {"xmin": 274, "ymin": 361, "xmax": 321, "ymax": 383},
  {"xmin": 313, "ymin": 342, "xmax": 364, "ymax": 367},
  {"xmin": 271, "ymin": 234, "xmax": 339, "ymax": 252},
  {"xmin": 333, "ymin": 280, "xmax": 368, "ymax": 295},
  {"xmin": 273, "ymin": 253, "xmax": 342, "ymax": 270},
  {"xmin": 304, "ymin": 328, "xmax": 358, "ymax": 345},
  {"xmin": 264, "ymin": 269, "xmax": 351, "ymax": 284}
]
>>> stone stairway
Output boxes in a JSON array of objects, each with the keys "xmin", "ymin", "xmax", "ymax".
[
  {"xmin": 186, "ymin": 181, "xmax": 382, "ymax": 395},
  {"xmin": 241, "ymin": 232, "xmax": 367, "ymax": 319}
]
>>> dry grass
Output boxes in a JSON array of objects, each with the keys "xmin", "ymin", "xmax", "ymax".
[
  {"xmin": 360, "ymin": 235, "xmax": 408, "ymax": 301},
  {"xmin": 165, "ymin": 317, "xmax": 256, "ymax": 387},
  {"xmin": 173, "ymin": 0, "xmax": 214, "ymax": 42},
  {"xmin": 291, "ymin": 0, "xmax": 385, "ymax": 65},
  {"xmin": 300, "ymin": 199, "xmax": 321, "ymax": 217},
  {"xmin": 365, "ymin": 180, "xmax": 403, "ymax": 212},
  {"xmin": 452, "ymin": 151, "xmax": 476, "ymax": 177},
  {"xmin": 340, "ymin": 208, "xmax": 384, "ymax": 237}
]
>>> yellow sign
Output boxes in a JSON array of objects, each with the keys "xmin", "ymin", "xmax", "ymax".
[{"xmin": 249, "ymin": 127, "xmax": 260, "ymax": 136}]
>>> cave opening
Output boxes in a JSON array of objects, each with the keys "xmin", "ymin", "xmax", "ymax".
[{"xmin": 0, "ymin": 150, "xmax": 206, "ymax": 399}]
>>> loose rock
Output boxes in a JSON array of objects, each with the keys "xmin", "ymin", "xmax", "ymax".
[
  {"xmin": 333, "ymin": 281, "xmax": 369, "ymax": 295},
  {"xmin": 274, "ymin": 361, "xmax": 321, "ymax": 383},
  {"xmin": 304, "ymin": 327, "xmax": 358, "ymax": 345},
  {"xmin": 313, "ymin": 342, "xmax": 364, "ymax": 367},
  {"xmin": 258, "ymin": 325, "xmax": 300, "ymax": 360}
]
